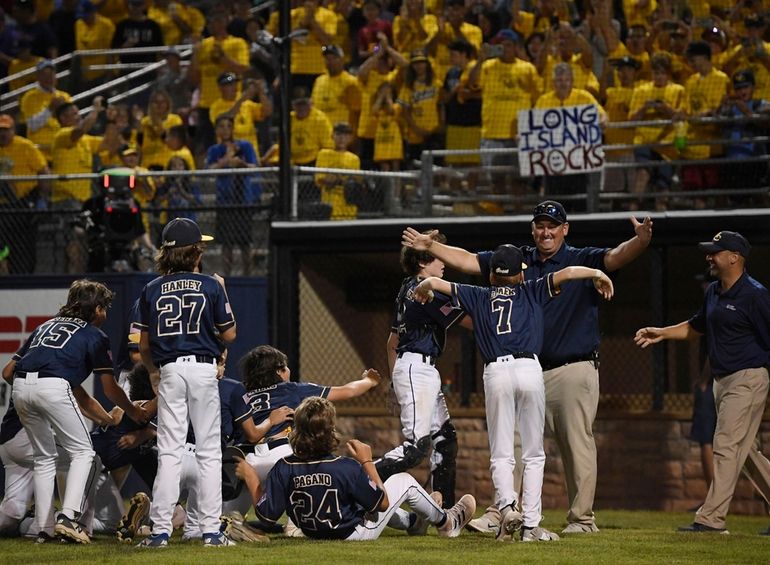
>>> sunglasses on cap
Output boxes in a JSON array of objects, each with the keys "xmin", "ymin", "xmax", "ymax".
[{"xmin": 533, "ymin": 202, "xmax": 566, "ymax": 223}]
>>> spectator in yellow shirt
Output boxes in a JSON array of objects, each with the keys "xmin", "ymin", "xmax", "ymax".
[
  {"xmin": 148, "ymin": 0, "xmax": 204, "ymax": 46},
  {"xmin": 7, "ymin": 39, "xmax": 41, "ymax": 93},
  {"xmin": 139, "ymin": 89, "xmax": 183, "ymax": 170},
  {"xmin": 372, "ymin": 81, "xmax": 404, "ymax": 170},
  {"xmin": 315, "ymin": 122, "xmax": 361, "ymax": 219},
  {"xmin": 75, "ymin": 0, "xmax": 115, "ymax": 86},
  {"xmin": 393, "ymin": 0, "xmax": 438, "ymax": 56},
  {"xmin": 118, "ymin": 144, "xmax": 157, "ymax": 231},
  {"xmin": 426, "ymin": 0, "xmax": 482, "ymax": 81},
  {"xmin": 290, "ymin": 87, "xmax": 334, "ymax": 166},
  {"xmin": 537, "ymin": 21, "xmax": 599, "ymax": 99},
  {"xmin": 19, "ymin": 59, "xmax": 72, "ymax": 159},
  {"xmin": 723, "ymin": 14, "xmax": 770, "ymax": 101},
  {"xmin": 311, "ymin": 44, "xmax": 361, "ymax": 133},
  {"xmin": 602, "ymin": 56, "xmax": 640, "ymax": 199},
  {"xmin": 400, "ymin": 50, "xmax": 444, "ymax": 163}
]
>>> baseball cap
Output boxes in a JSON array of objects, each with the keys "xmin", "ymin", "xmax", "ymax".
[
  {"xmin": 321, "ymin": 44, "xmax": 344, "ymax": 57},
  {"xmin": 0, "ymin": 114, "xmax": 14, "ymax": 129},
  {"xmin": 291, "ymin": 86, "xmax": 310, "ymax": 104},
  {"xmin": 733, "ymin": 69, "xmax": 755, "ymax": 89},
  {"xmin": 120, "ymin": 144, "xmax": 138, "ymax": 157},
  {"xmin": 490, "ymin": 244, "xmax": 528, "ymax": 277},
  {"xmin": 409, "ymin": 50, "xmax": 428, "ymax": 64},
  {"xmin": 612, "ymin": 55, "xmax": 641, "ymax": 70},
  {"xmin": 36, "ymin": 59, "xmax": 55, "ymax": 72},
  {"xmin": 702, "ymin": 26, "xmax": 727, "ymax": 47},
  {"xmin": 161, "ymin": 218, "xmax": 213, "ymax": 248},
  {"xmin": 685, "ymin": 40, "xmax": 712, "ymax": 58},
  {"xmin": 532, "ymin": 200, "xmax": 567, "ymax": 224},
  {"xmin": 333, "ymin": 121, "xmax": 352, "ymax": 134},
  {"xmin": 493, "ymin": 29, "xmax": 520, "ymax": 44},
  {"xmin": 697, "ymin": 231, "xmax": 751, "ymax": 257},
  {"xmin": 217, "ymin": 72, "xmax": 238, "ymax": 86}
]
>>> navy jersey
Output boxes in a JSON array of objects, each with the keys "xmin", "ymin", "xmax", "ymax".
[
  {"xmin": 13, "ymin": 317, "xmax": 113, "ymax": 387},
  {"xmin": 391, "ymin": 276, "xmax": 465, "ymax": 357},
  {"xmin": 91, "ymin": 401, "xmax": 158, "ymax": 470},
  {"xmin": 137, "ymin": 273, "xmax": 235, "ymax": 364},
  {"xmin": 478, "ymin": 243, "xmax": 608, "ymax": 365},
  {"xmin": 186, "ymin": 378, "xmax": 253, "ymax": 446},
  {"xmin": 689, "ymin": 273, "xmax": 770, "ymax": 376},
  {"xmin": 0, "ymin": 400, "xmax": 23, "ymax": 445},
  {"xmin": 117, "ymin": 299, "xmax": 141, "ymax": 371},
  {"xmin": 452, "ymin": 273, "xmax": 558, "ymax": 362},
  {"xmin": 244, "ymin": 381, "xmax": 330, "ymax": 439},
  {"xmin": 256, "ymin": 454, "xmax": 385, "ymax": 540}
]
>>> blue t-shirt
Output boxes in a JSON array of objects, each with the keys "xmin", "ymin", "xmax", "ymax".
[
  {"xmin": 256, "ymin": 454, "xmax": 385, "ymax": 540},
  {"xmin": 243, "ymin": 381, "xmax": 330, "ymax": 439},
  {"xmin": 137, "ymin": 273, "xmax": 235, "ymax": 364},
  {"xmin": 478, "ymin": 243, "xmax": 608, "ymax": 366},
  {"xmin": 14, "ymin": 316, "xmax": 113, "ymax": 387},
  {"xmin": 391, "ymin": 276, "xmax": 465, "ymax": 358},
  {"xmin": 688, "ymin": 273, "xmax": 770, "ymax": 376},
  {"xmin": 452, "ymin": 274, "xmax": 558, "ymax": 362},
  {"xmin": 204, "ymin": 140, "xmax": 261, "ymax": 204},
  {"xmin": 0, "ymin": 400, "xmax": 23, "ymax": 445}
]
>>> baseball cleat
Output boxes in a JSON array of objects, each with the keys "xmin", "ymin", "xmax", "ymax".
[
  {"xmin": 407, "ymin": 492, "xmax": 443, "ymax": 536},
  {"xmin": 117, "ymin": 492, "xmax": 151, "ymax": 543},
  {"xmin": 54, "ymin": 514, "xmax": 90, "ymax": 544},
  {"xmin": 283, "ymin": 519, "xmax": 305, "ymax": 538},
  {"xmin": 221, "ymin": 512, "xmax": 269, "ymax": 543},
  {"xmin": 136, "ymin": 532, "xmax": 169, "ymax": 548},
  {"xmin": 202, "ymin": 532, "xmax": 236, "ymax": 547},
  {"xmin": 677, "ymin": 522, "xmax": 729, "ymax": 534},
  {"xmin": 561, "ymin": 522, "xmax": 599, "ymax": 534},
  {"xmin": 468, "ymin": 505, "xmax": 501, "ymax": 534},
  {"xmin": 495, "ymin": 507, "xmax": 523, "ymax": 542},
  {"xmin": 35, "ymin": 531, "xmax": 61, "ymax": 544},
  {"xmin": 521, "ymin": 526, "xmax": 560, "ymax": 542},
  {"xmin": 437, "ymin": 494, "xmax": 476, "ymax": 538}
]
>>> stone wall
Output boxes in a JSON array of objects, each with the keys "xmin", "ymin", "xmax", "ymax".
[{"xmin": 336, "ymin": 415, "xmax": 770, "ymax": 516}]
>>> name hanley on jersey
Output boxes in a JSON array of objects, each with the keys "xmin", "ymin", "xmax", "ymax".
[
  {"xmin": 161, "ymin": 279, "xmax": 202, "ymax": 294},
  {"xmin": 293, "ymin": 473, "xmax": 333, "ymax": 488}
]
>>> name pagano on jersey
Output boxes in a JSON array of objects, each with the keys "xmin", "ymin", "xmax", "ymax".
[
  {"xmin": 161, "ymin": 279, "xmax": 202, "ymax": 294},
  {"xmin": 293, "ymin": 473, "xmax": 333, "ymax": 488}
]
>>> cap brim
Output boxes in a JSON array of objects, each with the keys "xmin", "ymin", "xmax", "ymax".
[
  {"xmin": 697, "ymin": 242, "xmax": 722, "ymax": 253},
  {"xmin": 533, "ymin": 214, "xmax": 564, "ymax": 224},
  {"xmin": 522, "ymin": 262, "xmax": 528, "ymax": 270},
  {"xmin": 202, "ymin": 234, "xmax": 214, "ymax": 242}
]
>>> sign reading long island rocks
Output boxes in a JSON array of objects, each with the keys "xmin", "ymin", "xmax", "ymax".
[{"xmin": 517, "ymin": 104, "xmax": 604, "ymax": 176}]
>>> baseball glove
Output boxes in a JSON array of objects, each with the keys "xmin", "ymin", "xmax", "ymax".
[{"xmin": 221, "ymin": 445, "xmax": 247, "ymax": 501}]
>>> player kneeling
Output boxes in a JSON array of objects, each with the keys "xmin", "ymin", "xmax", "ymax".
[{"xmin": 236, "ymin": 397, "xmax": 476, "ymax": 540}]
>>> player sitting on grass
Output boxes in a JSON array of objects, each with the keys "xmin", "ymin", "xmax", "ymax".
[
  {"xmin": 413, "ymin": 244, "xmax": 614, "ymax": 542},
  {"xmin": 235, "ymin": 396, "xmax": 476, "ymax": 540}
]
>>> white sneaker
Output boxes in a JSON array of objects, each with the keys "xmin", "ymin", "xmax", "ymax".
[
  {"xmin": 495, "ymin": 507, "xmax": 523, "ymax": 542},
  {"xmin": 467, "ymin": 505, "xmax": 500, "ymax": 534},
  {"xmin": 561, "ymin": 522, "xmax": 599, "ymax": 534},
  {"xmin": 283, "ymin": 519, "xmax": 305, "ymax": 538},
  {"xmin": 437, "ymin": 494, "xmax": 476, "ymax": 538},
  {"xmin": 521, "ymin": 526, "xmax": 560, "ymax": 542}
]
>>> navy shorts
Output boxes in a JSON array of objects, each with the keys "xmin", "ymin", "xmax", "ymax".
[{"xmin": 689, "ymin": 380, "xmax": 716, "ymax": 445}]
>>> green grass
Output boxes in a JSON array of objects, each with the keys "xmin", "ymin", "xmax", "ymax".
[{"xmin": 1, "ymin": 510, "xmax": 768, "ymax": 565}]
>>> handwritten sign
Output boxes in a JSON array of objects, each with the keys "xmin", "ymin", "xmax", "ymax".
[{"xmin": 517, "ymin": 104, "xmax": 604, "ymax": 176}]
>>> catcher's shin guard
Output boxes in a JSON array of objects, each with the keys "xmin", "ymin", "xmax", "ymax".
[
  {"xmin": 375, "ymin": 436, "xmax": 431, "ymax": 481},
  {"xmin": 431, "ymin": 421, "xmax": 458, "ymax": 507}
]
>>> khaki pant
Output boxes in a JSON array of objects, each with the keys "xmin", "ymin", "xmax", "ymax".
[
  {"xmin": 544, "ymin": 361, "xmax": 599, "ymax": 526},
  {"xmin": 696, "ymin": 368, "xmax": 770, "ymax": 529}
]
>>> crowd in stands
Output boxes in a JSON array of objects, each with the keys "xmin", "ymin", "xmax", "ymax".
[{"xmin": 0, "ymin": 0, "xmax": 769, "ymax": 274}]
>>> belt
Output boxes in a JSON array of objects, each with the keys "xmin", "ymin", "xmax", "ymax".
[
  {"xmin": 157, "ymin": 355, "xmax": 216, "ymax": 368},
  {"xmin": 485, "ymin": 352, "xmax": 536, "ymax": 366},
  {"xmin": 14, "ymin": 371, "xmax": 60, "ymax": 379},
  {"xmin": 397, "ymin": 351, "xmax": 436, "ymax": 366},
  {"xmin": 266, "ymin": 437, "xmax": 289, "ymax": 450},
  {"xmin": 541, "ymin": 351, "xmax": 599, "ymax": 372}
]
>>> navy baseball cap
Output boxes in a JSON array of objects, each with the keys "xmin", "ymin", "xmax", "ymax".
[
  {"xmin": 733, "ymin": 69, "xmax": 755, "ymax": 89},
  {"xmin": 490, "ymin": 244, "xmax": 528, "ymax": 277},
  {"xmin": 161, "ymin": 218, "xmax": 213, "ymax": 248},
  {"xmin": 698, "ymin": 231, "xmax": 751, "ymax": 257},
  {"xmin": 217, "ymin": 72, "xmax": 238, "ymax": 86},
  {"xmin": 532, "ymin": 200, "xmax": 567, "ymax": 224},
  {"xmin": 493, "ymin": 29, "xmax": 520, "ymax": 44}
]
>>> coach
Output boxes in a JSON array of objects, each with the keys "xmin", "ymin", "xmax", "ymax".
[
  {"xmin": 403, "ymin": 200, "xmax": 652, "ymax": 534},
  {"xmin": 635, "ymin": 231, "xmax": 770, "ymax": 533}
]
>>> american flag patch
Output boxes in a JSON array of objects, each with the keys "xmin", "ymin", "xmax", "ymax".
[
  {"xmin": 225, "ymin": 302, "xmax": 232, "ymax": 315},
  {"xmin": 439, "ymin": 303, "xmax": 454, "ymax": 315}
]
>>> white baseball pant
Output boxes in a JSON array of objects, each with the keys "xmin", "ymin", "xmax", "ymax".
[
  {"xmin": 483, "ymin": 356, "xmax": 546, "ymax": 528},
  {"xmin": 223, "ymin": 440, "xmax": 293, "ymax": 516},
  {"xmin": 149, "ymin": 358, "xmax": 221, "ymax": 537},
  {"xmin": 0, "ymin": 429, "xmax": 34, "ymax": 533}
]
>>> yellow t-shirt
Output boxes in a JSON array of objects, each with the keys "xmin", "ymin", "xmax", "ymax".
[
  {"xmin": 268, "ymin": 6, "xmax": 337, "ymax": 76},
  {"xmin": 623, "ymin": 0, "xmax": 657, "ymax": 27},
  {"xmin": 683, "ymin": 68, "xmax": 729, "ymax": 159},
  {"xmin": 0, "ymin": 135, "xmax": 48, "ymax": 201},
  {"xmin": 475, "ymin": 58, "xmax": 540, "ymax": 138},
  {"xmin": 374, "ymin": 106, "xmax": 404, "ymax": 162},
  {"xmin": 20, "ymin": 87, "xmax": 73, "ymax": 158},
  {"xmin": 393, "ymin": 14, "xmax": 439, "ymax": 55},
  {"xmin": 51, "ymin": 129, "xmax": 102, "ymax": 202},
  {"xmin": 151, "ymin": 145, "xmax": 196, "ymax": 172},
  {"xmin": 315, "ymin": 148, "xmax": 360, "ymax": 219},
  {"xmin": 209, "ymin": 98, "xmax": 265, "ymax": 154},
  {"xmin": 399, "ymin": 78, "xmax": 443, "ymax": 143},
  {"xmin": 197, "ymin": 36, "xmax": 249, "ymax": 108},
  {"xmin": 76, "ymin": 15, "xmax": 115, "ymax": 80},
  {"xmin": 433, "ymin": 22, "xmax": 483, "ymax": 80},
  {"xmin": 542, "ymin": 55, "xmax": 600, "ymax": 94},
  {"xmin": 148, "ymin": 3, "xmax": 205, "ymax": 46},
  {"xmin": 291, "ymin": 108, "xmax": 333, "ymax": 165},
  {"xmin": 311, "ymin": 71, "xmax": 362, "ymax": 129},
  {"xmin": 8, "ymin": 57, "xmax": 41, "ymax": 92},
  {"xmin": 357, "ymin": 68, "xmax": 399, "ymax": 139},
  {"xmin": 607, "ymin": 43, "xmax": 651, "ymax": 85},
  {"xmin": 628, "ymin": 81, "xmax": 686, "ymax": 158},
  {"xmin": 535, "ymin": 89, "xmax": 603, "ymax": 110},
  {"xmin": 140, "ymin": 113, "xmax": 184, "ymax": 168},
  {"xmin": 604, "ymin": 86, "xmax": 636, "ymax": 150}
]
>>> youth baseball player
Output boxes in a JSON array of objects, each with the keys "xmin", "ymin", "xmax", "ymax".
[
  {"xmin": 2, "ymin": 279, "xmax": 148, "ymax": 544},
  {"xmin": 0, "ymin": 401, "xmax": 34, "ymax": 537},
  {"xmin": 137, "ymin": 217, "xmax": 236, "ymax": 548},
  {"xmin": 376, "ymin": 231, "xmax": 466, "ymax": 507},
  {"xmin": 414, "ymin": 244, "xmax": 614, "ymax": 542},
  {"xmin": 235, "ymin": 396, "xmax": 476, "ymax": 541}
]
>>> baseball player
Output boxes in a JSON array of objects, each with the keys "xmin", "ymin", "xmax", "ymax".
[
  {"xmin": 137, "ymin": 217, "xmax": 236, "ymax": 548},
  {"xmin": 413, "ymin": 244, "xmax": 614, "ymax": 542},
  {"xmin": 0, "ymin": 401, "xmax": 34, "ymax": 537},
  {"xmin": 376, "ymin": 231, "xmax": 467, "ymax": 507},
  {"xmin": 2, "ymin": 279, "xmax": 148, "ymax": 544},
  {"xmin": 235, "ymin": 396, "xmax": 476, "ymax": 540}
]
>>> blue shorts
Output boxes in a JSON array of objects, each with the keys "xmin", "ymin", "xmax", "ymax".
[{"xmin": 689, "ymin": 380, "xmax": 716, "ymax": 445}]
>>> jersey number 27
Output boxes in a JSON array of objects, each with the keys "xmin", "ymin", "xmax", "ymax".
[{"xmin": 156, "ymin": 293, "xmax": 206, "ymax": 336}]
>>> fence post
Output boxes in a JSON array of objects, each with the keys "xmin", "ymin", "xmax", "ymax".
[{"xmin": 421, "ymin": 150, "xmax": 433, "ymax": 217}]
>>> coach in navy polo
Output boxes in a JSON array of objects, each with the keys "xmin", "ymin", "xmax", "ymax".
[
  {"xmin": 402, "ymin": 201, "xmax": 653, "ymax": 534},
  {"xmin": 635, "ymin": 231, "xmax": 770, "ymax": 534}
]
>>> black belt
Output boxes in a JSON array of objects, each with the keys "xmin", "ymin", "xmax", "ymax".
[
  {"xmin": 397, "ymin": 351, "xmax": 436, "ymax": 366},
  {"xmin": 541, "ymin": 351, "xmax": 599, "ymax": 372},
  {"xmin": 266, "ymin": 437, "xmax": 290, "ymax": 450},
  {"xmin": 485, "ymin": 352, "xmax": 536, "ymax": 366},
  {"xmin": 157, "ymin": 355, "xmax": 216, "ymax": 368},
  {"xmin": 14, "ymin": 372, "xmax": 60, "ymax": 379}
]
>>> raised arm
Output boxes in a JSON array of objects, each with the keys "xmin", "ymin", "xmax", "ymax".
[
  {"xmin": 634, "ymin": 321, "xmax": 700, "ymax": 348},
  {"xmin": 347, "ymin": 439, "xmax": 389, "ymax": 510},
  {"xmin": 327, "ymin": 369, "xmax": 382, "ymax": 401},
  {"xmin": 603, "ymin": 216, "xmax": 653, "ymax": 272},
  {"xmin": 402, "ymin": 227, "xmax": 481, "ymax": 274},
  {"xmin": 552, "ymin": 266, "xmax": 614, "ymax": 300},
  {"xmin": 413, "ymin": 276, "xmax": 453, "ymax": 304}
]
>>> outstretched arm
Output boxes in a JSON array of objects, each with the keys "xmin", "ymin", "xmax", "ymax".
[
  {"xmin": 634, "ymin": 321, "xmax": 700, "ymax": 348},
  {"xmin": 402, "ymin": 227, "xmax": 481, "ymax": 274},
  {"xmin": 413, "ymin": 276, "xmax": 453, "ymax": 303},
  {"xmin": 553, "ymin": 266, "xmax": 614, "ymax": 300},
  {"xmin": 327, "ymin": 369, "xmax": 382, "ymax": 401},
  {"xmin": 603, "ymin": 216, "xmax": 653, "ymax": 272}
]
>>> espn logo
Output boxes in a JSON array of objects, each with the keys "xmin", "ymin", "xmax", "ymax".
[{"xmin": 0, "ymin": 316, "xmax": 52, "ymax": 353}]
